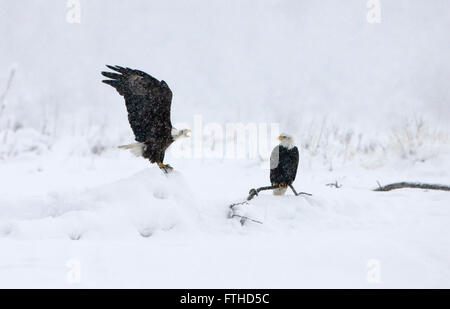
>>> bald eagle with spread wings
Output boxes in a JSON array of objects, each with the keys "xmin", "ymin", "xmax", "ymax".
[{"xmin": 101, "ymin": 65, "xmax": 190, "ymax": 173}]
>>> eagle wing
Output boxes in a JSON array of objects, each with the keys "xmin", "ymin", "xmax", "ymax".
[
  {"xmin": 270, "ymin": 145, "xmax": 281, "ymax": 184},
  {"xmin": 101, "ymin": 65, "xmax": 173, "ymax": 143},
  {"xmin": 288, "ymin": 146, "xmax": 300, "ymax": 182},
  {"xmin": 270, "ymin": 145, "xmax": 299, "ymax": 184},
  {"xmin": 270, "ymin": 145, "xmax": 281, "ymax": 170}
]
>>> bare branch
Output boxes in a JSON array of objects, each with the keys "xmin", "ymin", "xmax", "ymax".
[
  {"xmin": 288, "ymin": 184, "xmax": 313, "ymax": 196},
  {"xmin": 247, "ymin": 185, "xmax": 278, "ymax": 201},
  {"xmin": 326, "ymin": 181, "xmax": 342, "ymax": 188},
  {"xmin": 374, "ymin": 182, "xmax": 450, "ymax": 192},
  {"xmin": 376, "ymin": 181, "xmax": 382, "ymax": 190},
  {"xmin": 230, "ymin": 214, "xmax": 263, "ymax": 225}
]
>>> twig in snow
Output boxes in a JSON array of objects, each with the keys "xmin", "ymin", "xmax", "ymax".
[
  {"xmin": 374, "ymin": 182, "xmax": 450, "ymax": 192},
  {"xmin": 326, "ymin": 181, "xmax": 342, "ymax": 188},
  {"xmin": 376, "ymin": 181, "xmax": 382, "ymax": 190},
  {"xmin": 229, "ymin": 184, "xmax": 312, "ymax": 225},
  {"xmin": 288, "ymin": 184, "xmax": 313, "ymax": 196},
  {"xmin": 245, "ymin": 184, "xmax": 312, "ymax": 202},
  {"xmin": 230, "ymin": 214, "xmax": 263, "ymax": 225},
  {"xmin": 229, "ymin": 201, "xmax": 249, "ymax": 209}
]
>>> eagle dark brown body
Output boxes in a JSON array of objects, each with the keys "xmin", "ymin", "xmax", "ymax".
[{"xmin": 101, "ymin": 65, "xmax": 189, "ymax": 173}]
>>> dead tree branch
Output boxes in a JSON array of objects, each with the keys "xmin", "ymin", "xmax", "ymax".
[
  {"xmin": 326, "ymin": 181, "xmax": 342, "ymax": 188},
  {"xmin": 229, "ymin": 185, "xmax": 313, "ymax": 210},
  {"xmin": 246, "ymin": 184, "xmax": 312, "ymax": 201},
  {"xmin": 288, "ymin": 184, "xmax": 313, "ymax": 196},
  {"xmin": 230, "ymin": 214, "xmax": 263, "ymax": 225},
  {"xmin": 374, "ymin": 182, "xmax": 450, "ymax": 192},
  {"xmin": 247, "ymin": 185, "xmax": 278, "ymax": 201},
  {"xmin": 229, "ymin": 201, "xmax": 249, "ymax": 209}
]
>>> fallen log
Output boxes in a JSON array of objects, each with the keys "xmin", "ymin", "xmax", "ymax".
[{"xmin": 374, "ymin": 182, "xmax": 450, "ymax": 192}]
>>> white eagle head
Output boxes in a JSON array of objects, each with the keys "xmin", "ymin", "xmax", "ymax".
[
  {"xmin": 172, "ymin": 128, "xmax": 191, "ymax": 140},
  {"xmin": 278, "ymin": 133, "xmax": 294, "ymax": 149}
]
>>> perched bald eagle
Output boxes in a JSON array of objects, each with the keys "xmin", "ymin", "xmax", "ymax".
[
  {"xmin": 270, "ymin": 133, "xmax": 299, "ymax": 195},
  {"xmin": 101, "ymin": 65, "xmax": 190, "ymax": 173}
]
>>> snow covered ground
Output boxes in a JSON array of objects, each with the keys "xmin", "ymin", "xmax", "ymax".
[{"xmin": 1, "ymin": 144, "xmax": 449, "ymax": 288}]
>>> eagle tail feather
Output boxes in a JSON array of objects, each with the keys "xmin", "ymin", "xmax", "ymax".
[
  {"xmin": 273, "ymin": 187, "xmax": 287, "ymax": 196},
  {"xmin": 118, "ymin": 143, "xmax": 145, "ymax": 157}
]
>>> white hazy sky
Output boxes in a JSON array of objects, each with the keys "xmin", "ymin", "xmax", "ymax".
[{"xmin": 1, "ymin": 0, "xmax": 449, "ymax": 130}]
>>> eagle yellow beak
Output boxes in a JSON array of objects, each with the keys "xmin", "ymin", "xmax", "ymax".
[
  {"xmin": 185, "ymin": 129, "xmax": 191, "ymax": 137},
  {"xmin": 278, "ymin": 135, "xmax": 284, "ymax": 141}
]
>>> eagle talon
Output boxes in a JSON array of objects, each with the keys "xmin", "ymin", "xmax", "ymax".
[{"xmin": 157, "ymin": 162, "xmax": 174, "ymax": 174}]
